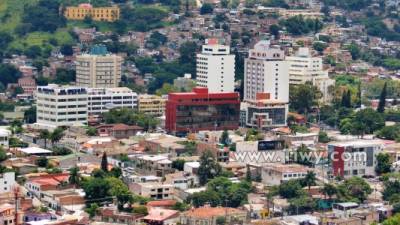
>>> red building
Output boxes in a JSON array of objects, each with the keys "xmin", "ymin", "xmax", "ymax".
[{"xmin": 166, "ymin": 87, "xmax": 240, "ymax": 135}]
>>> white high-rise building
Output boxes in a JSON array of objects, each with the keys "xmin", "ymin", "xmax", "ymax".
[
  {"xmin": 87, "ymin": 87, "xmax": 138, "ymax": 115},
  {"xmin": 75, "ymin": 46, "xmax": 123, "ymax": 88},
  {"xmin": 286, "ymin": 48, "xmax": 335, "ymax": 102},
  {"xmin": 36, "ymin": 84, "xmax": 88, "ymax": 128},
  {"xmin": 244, "ymin": 40, "xmax": 289, "ymax": 101},
  {"xmin": 196, "ymin": 39, "xmax": 235, "ymax": 93}
]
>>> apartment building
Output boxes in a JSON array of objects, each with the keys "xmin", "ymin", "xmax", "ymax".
[
  {"xmin": 138, "ymin": 94, "xmax": 167, "ymax": 116},
  {"xmin": 87, "ymin": 87, "xmax": 138, "ymax": 115},
  {"xmin": 240, "ymin": 93, "xmax": 288, "ymax": 130},
  {"xmin": 328, "ymin": 140, "xmax": 383, "ymax": 178},
  {"xmin": 261, "ymin": 163, "xmax": 312, "ymax": 186},
  {"xmin": 75, "ymin": 46, "xmax": 123, "ymax": 88},
  {"xmin": 286, "ymin": 48, "xmax": 335, "ymax": 102},
  {"xmin": 129, "ymin": 182, "xmax": 174, "ymax": 200},
  {"xmin": 36, "ymin": 85, "xmax": 88, "ymax": 127},
  {"xmin": 244, "ymin": 40, "xmax": 289, "ymax": 102},
  {"xmin": 64, "ymin": 3, "xmax": 120, "ymax": 22},
  {"xmin": 196, "ymin": 39, "xmax": 235, "ymax": 93},
  {"xmin": 0, "ymin": 172, "xmax": 15, "ymax": 194}
]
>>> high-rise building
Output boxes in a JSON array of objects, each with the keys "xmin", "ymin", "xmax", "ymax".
[
  {"xmin": 286, "ymin": 47, "xmax": 335, "ymax": 102},
  {"xmin": 196, "ymin": 39, "xmax": 235, "ymax": 93},
  {"xmin": 165, "ymin": 87, "xmax": 240, "ymax": 135},
  {"xmin": 87, "ymin": 87, "xmax": 138, "ymax": 115},
  {"xmin": 244, "ymin": 40, "xmax": 289, "ymax": 102},
  {"xmin": 36, "ymin": 84, "xmax": 88, "ymax": 127},
  {"xmin": 75, "ymin": 45, "xmax": 123, "ymax": 88}
]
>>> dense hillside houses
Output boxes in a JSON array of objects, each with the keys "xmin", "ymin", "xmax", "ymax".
[{"xmin": 0, "ymin": 0, "xmax": 399, "ymax": 224}]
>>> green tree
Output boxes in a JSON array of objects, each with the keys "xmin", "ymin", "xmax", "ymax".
[
  {"xmin": 101, "ymin": 152, "xmax": 108, "ymax": 172},
  {"xmin": 86, "ymin": 127, "xmax": 97, "ymax": 136},
  {"xmin": 50, "ymin": 127, "xmax": 64, "ymax": 145},
  {"xmin": 269, "ymin": 24, "xmax": 280, "ymax": 39},
  {"xmin": 85, "ymin": 203, "xmax": 99, "ymax": 218},
  {"xmin": 68, "ymin": 167, "xmax": 81, "ymax": 187},
  {"xmin": 36, "ymin": 156, "xmax": 48, "ymax": 167},
  {"xmin": 337, "ymin": 177, "xmax": 372, "ymax": 203},
  {"xmin": 246, "ymin": 164, "xmax": 252, "ymax": 182},
  {"xmin": 313, "ymin": 42, "xmax": 327, "ymax": 54},
  {"xmin": 172, "ymin": 159, "xmax": 185, "ymax": 171},
  {"xmin": 39, "ymin": 130, "xmax": 50, "ymax": 149},
  {"xmin": 318, "ymin": 131, "xmax": 330, "ymax": 143},
  {"xmin": 347, "ymin": 42, "xmax": 361, "ymax": 60},
  {"xmin": 24, "ymin": 106, "xmax": 37, "ymax": 124},
  {"xmin": 375, "ymin": 153, "xmax": 391, "ymax": 175},
  {"xmin": 377, "ymin": 82, "xmax": 387, "ymax": 113},
  {"xmin": 350, "ymin": 108, "xmax": 384, "ymax": 136},
  {"xmin": 110, "ymin": 167, "xmax": 122, "ymax": 178},
  {"xmin": 278, "ymin": 180, "xmax": 303, "ymax": 199},
  {"xmin": 60, "ymin": 44, "xmax": 74, "ymax": 56},
  {"xmin": 198, "ymin": 150, "xmax": 221, "ymax": 185},
  {"xmin": 172, "ymin": 202, "xmax": 189, "ymax": 211},
  {"xmin": 322, "ymin": 183, "xmax": 337, "ymax": 200},
  {"xmin": 216, "ymin": 216, "xmax": 226, "ymax": 225},
  {"xmin": 383, "ymin": 213, "xmax": 400, "ymax": 225},
  {"xmin": 0, "ymin": 147, "xmax": 7, "ymax": 162},
  {"xmin": 376, "ymin": 126, "xmax": 400, "ymax": 140},
  {"xmin": 302, "ymin": 171, "xmax": 317, "ymax": 193},
  {"xmin": 341, "ymin": 90, "xmax": 351, "ymax": 108},
  {"xmin": 219, "ymin": 130, "xmax": 229, "ymax": 146},
  {"xmin": 289, "ymin": 82, "xmax": 322, "ymax": 114}
]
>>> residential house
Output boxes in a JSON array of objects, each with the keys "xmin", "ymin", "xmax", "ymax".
[
  {"xmin": 24, "ymin": 173, "xmax": 70, "ymax": 199},
  {"xmin": 135, "ymin": 155, "xmax": 173, "ymax": 177},
  {"xmin": 96, "ymin": 124, "xmax": 143, "ymax": 139},
  {"xmin": 129, "ymin": 182, "xmax": 174, "ymax": 200},
  {"xmin": 165, "ymin": 171, "xmax": 199, "ymax": 190}
]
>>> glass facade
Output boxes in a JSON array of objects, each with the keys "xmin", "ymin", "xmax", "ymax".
[
  {"xmin": 247, "ymin": 107, "xmax": 286, "ymax": 126},
  {"xmin": 175, "ymin": 104, "xmax": 239, "ymax": 131}
]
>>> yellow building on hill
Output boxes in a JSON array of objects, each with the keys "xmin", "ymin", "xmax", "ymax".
[{"xmin": 64, "ymin": 3, "xmax": 120, "ymax": 22}]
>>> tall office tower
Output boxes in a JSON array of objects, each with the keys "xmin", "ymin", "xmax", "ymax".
[
  {"xmin": 286, "ymin": 47, "xmax": 335, "ymax": 102},
  {"xmin": 36, "ymin": 84, "xmax": 88, "ymax": 127},
  {"xmin": 196, "ymin": 39, "xmax": 235, "ymax": 93},
  {"xmin": 244, "ymin": 40, "xmax": 289, "ymax": 102},
  {"xmin": 75, "ymin": 45, "xmax": 123, "ymax": 88}
]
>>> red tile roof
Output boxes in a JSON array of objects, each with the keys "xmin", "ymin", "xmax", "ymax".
[{"xmin": 146, "ymin": 200, "xmax": 177, "ymax": 208}]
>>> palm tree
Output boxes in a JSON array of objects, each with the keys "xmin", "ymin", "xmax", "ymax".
[
  {"xmin": 68, "ymin": 167, "xmax": 81, "ymax": 187},
  {"xmin": 50, "ymin": 127, "xmax": 64, "ymax": 146},
  {"xmin": 322, "ymin": 183, "xmax": 337, "ymax": 201},
  {"xmin": 39, "ymin": 130, "xmax": 50, "ymax": 149},
  {"xmin": 9, "ymin": 120, "xmax": 23, "ymax": 135},
  {"xmin": 303, "ymin": 171, "xmax": 317, "ymax": 193}
]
